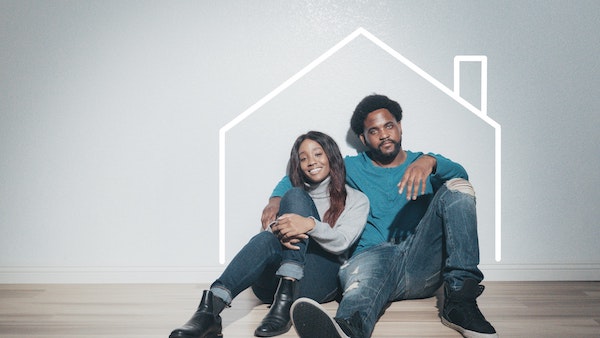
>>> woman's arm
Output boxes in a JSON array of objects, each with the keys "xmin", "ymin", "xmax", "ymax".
[{"xmin": 307, "ymin": 188, "xmax": 369, "ymax": 255}]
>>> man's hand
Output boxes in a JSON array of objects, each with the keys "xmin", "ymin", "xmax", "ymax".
[
  {"xmin": 398, "ymin": 155, "xmax": 436, "ymax": 200},
  {"xmin": 261, "ymin": 197, "xmax": 281, "ymax": 229}
]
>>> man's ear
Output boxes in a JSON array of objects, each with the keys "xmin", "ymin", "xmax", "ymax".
[{"xmin": 359, "ymin": 133, "xmax": 366, "ymax": 146}]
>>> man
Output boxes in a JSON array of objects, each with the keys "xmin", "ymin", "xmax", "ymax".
[{"xmin": 262, "ymin": 94, "xmax": 497, "ymax": 338}]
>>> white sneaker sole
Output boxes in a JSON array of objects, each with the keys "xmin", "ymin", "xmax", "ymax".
[
  {"xmin": 441, "ymin": 316, "xmax": 499, "ymax": 338},
  {"xmin": 290, "ymin": 297, "xmax": 349, "ymax": 338}
]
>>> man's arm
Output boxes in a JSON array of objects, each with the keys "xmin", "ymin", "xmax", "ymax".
[
  {"xmin": 398, "ymin": 154, "xmax": 437, "ymax": 200},
  {"xmin": 398, "ymin": 153, "xmax": 468, "ymax": 200},
  {"xmin": 260, "ymin": 176, "xmax": 292, "ymax": 229},
  {"xmin": 427, "ymin": 152, "xmax": 468, "ymax": 180},
  {"xmin": 261, "ymin": 197, "xmax": 281, "ymax": 229}
]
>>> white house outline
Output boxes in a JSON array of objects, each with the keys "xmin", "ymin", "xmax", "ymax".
[{"xmin": 219, "ymin": 27, "xmax": 502, "ymax": 264}]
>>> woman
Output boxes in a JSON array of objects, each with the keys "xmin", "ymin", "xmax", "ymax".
[{"xmin": 169, "ymin": 131, "xmax": 369, "ymax": 338}]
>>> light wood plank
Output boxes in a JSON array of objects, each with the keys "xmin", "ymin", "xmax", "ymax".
[{"xmin": 1, "ymin": 282, "xmax": 599, "ymax": 337}]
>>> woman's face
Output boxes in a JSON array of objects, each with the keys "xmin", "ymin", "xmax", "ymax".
[{"xmin": 298, "ymin": 138, "xmax": 331, "ymax": 184}]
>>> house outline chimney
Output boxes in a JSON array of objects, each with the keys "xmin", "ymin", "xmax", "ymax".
[{"xmin": 454, "ymin": 55, "xmax": 488, "ymax": 115}]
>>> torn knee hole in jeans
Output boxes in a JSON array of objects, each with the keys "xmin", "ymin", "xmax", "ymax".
[
  {"xmin": 445, "ymin": 178, "xmax": 475, "ymax": 197},
  {"xmin": 344, "ymin": 281, "xmax": 360, "ymax": 294},
  {"xmin": 342, "ymin": 266, "xmax": 361, "ymax": 294}
]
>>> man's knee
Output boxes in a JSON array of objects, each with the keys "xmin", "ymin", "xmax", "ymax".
[{"xmin": 445, "ymin": 178, "xmax": 475, "ymax": 197}]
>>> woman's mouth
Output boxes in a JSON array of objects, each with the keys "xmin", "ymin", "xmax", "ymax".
[{"xmin": 308, "ymin": 167, "xmax": 322, "ymax": 175}]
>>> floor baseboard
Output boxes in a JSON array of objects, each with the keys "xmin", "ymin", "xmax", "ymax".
[{"xmin": 1, "ymin": 264, "xmax": 599, "ymax": 283}]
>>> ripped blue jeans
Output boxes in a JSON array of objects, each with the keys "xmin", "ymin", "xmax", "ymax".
[{"xmin": 335, "ymin": 179, "xmax": 484, "ymax": 337}]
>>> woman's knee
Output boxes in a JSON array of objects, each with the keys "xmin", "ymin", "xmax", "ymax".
[
  {"xmin": 281, "ymin": 188, "xmax": 311, "ymax": 208},
  {"xmin": 281, "ymin": 187, "xmax": 309, "ymax": 201},
  {"xmin": 280, "ymin": 187, "xmax": 317, "ymax": 217}
]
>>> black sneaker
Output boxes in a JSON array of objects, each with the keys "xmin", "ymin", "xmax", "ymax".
[
  {"xmin": 441, "ymin": 279, "xmax": 498, "ymax": 338},
  {"xmin": 291, "ymin": 298, "xmax": 363, "ymax": 338},
  {"xmin": 334, "ymin": 312, "xmax": 364, "ymax": 338}
]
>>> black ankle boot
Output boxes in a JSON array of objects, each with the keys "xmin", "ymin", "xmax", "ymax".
[
  {"xmin": 169, "ymin": 290, "xmax": 227, "ymax": 338},
  {"xmin": 254, "ymin": 278, "xmax": 297, "ymax": 337}
]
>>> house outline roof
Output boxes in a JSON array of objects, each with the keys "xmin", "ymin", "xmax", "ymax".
[{"xmin": 218, "ymin": 27, "xmax": 502, "ymax": 264}]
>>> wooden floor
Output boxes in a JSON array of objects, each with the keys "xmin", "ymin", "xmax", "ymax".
[{"xmin": 1, "ymin": 282, "xmax": 599, "ymax": 337}]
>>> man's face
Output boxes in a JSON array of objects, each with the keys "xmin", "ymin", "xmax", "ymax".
[{"xmin": 359, "ymin": 108, "xmax": 402, "ymax": 161}]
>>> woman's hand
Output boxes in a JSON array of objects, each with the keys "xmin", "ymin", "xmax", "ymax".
[
  {"xmin": 280, "ymin": 238, "xmax": 304, "ymax": 250},
  {"xmin": 271, "ymin": 213, "xmax": 312, "ymax": 246}
]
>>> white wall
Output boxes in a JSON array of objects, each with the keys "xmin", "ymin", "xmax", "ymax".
[{"xmin": 1, "ymin": 1, "xmax": 599, "ymax": 283}]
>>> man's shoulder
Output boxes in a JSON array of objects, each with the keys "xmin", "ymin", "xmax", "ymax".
[
  {"xmin": 344, "ymin": 152, "xmax": 363, "ymax": 160},
  {"xmin": 344, "ymin": 152, "xmax": 367, "ymax": 165},
  {"xmin": 405, "ymin": 150, "xmax": 424, "ymax": 159}
]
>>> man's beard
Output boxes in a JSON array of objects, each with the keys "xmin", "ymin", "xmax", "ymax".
[{"xmin": 369, "ymin": 139, "xmax": 401, "ymax": 164}]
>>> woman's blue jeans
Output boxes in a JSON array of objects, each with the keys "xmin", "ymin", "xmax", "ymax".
[
  {"xmin": 335, "ymin": 179, "xmax": 484, "ymax": 337},
  {"xmin": 210, "ymin": 188, "xmax": 341, "ymax": 305}
]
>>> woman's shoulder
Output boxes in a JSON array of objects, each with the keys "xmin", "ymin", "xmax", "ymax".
[{"xmin": 344, "ymin": 185, "xmax": 369, "ymax": 206}]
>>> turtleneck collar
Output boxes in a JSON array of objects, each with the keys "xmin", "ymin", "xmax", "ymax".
[{"xmin": 305, "ymin": 176, "xmax": 331, "ymax": 199}]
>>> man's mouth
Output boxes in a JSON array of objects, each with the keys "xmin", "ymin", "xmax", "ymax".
[{"xmin": 380, "ymin": 140, "xmax": 395, "ymax": 148}]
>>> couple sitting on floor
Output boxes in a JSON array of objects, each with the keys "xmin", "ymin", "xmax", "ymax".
[{"xmin": 170, "ymin": 94, "xmax": 498, "ymax": 338}]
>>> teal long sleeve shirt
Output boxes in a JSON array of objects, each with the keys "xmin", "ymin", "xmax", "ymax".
[{"xmin": 271, "ymin": 150, "xmax": 468, "ymax": 256}]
